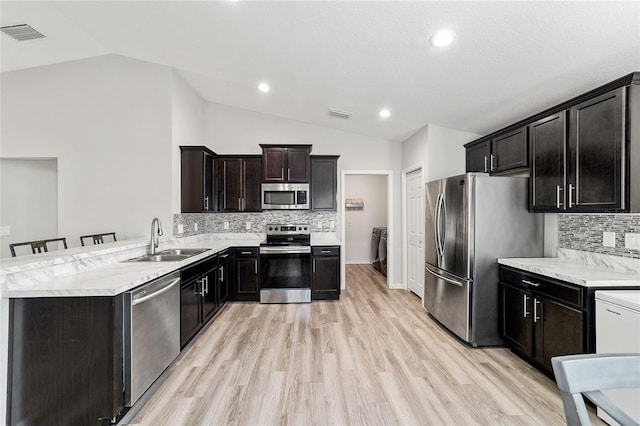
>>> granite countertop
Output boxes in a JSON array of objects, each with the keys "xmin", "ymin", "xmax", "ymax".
[
  {"xmin": 498, "ymin": 249, "xmax": 640, "ymax": 288},
  {"xmin": 1, "ymin": 232, "xmax": 342, "ymax": 298}
]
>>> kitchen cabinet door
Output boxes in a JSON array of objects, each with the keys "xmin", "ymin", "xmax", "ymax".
[
  {"xmin": 201, "ymin": 266, "xmax": 219, "ymax": 322},
  {"xmin": 500, "ymin": 284, "xmax": 534, "ymax": 357},
  {"xmin": 262, "ymin": 147, "xmax": 287, "ymax": 182},
  {"xmin": 220, "ymin": 158, "xmax": 242, "ymax": 212},
  {"xmin": 568, "ymin": 88, "xmax": 625, "ymax": 211},
  {"xmin": 312, "ymin": 246, "xmax": 340, "ymax": 300},
  {"xmin": 180, "ymin": 279, "xmax": 201, "ymax": 347},
  {"xmin": 218, "ymin": 255, "xmax": 230, "ymax": 305},
  {"xmin": 242, "ymin": 157, "xmax": 262, "ymax": 211},
  {"xmin": 180, "ymin": 146, "xmax": 217, "ymax": 213},
  {"xmin": 465, "ymin": 140, "xmax": 491, "ymax": 173},
  {"xmin": 491, "ymin": 127, "xmax": 528, "ymax": 173},
  {"xmin": 311, "ymin": 156, "xmax": 339, "ymax": 211},
  {"xmin": 287, "ymin": 147, "xmax": 311, "ymax": 182},
  {"xmin": 529, "ymin": 112, "xmax": 566, "ymax": 211},
  {"xmin": 533, "ymin": 296, "xmax": 584, "ymax": 373},
  {"xmin": 233, "ymin": 248, "xmax": 259, "ymax": 301}
]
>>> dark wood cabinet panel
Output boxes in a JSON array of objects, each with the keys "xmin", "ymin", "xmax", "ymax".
[
  {"xmin": 287, "ymin": 147, "xmax": 311, "ymax": 182},
  {"xmin": 311, "ymin": 155, "xmax": 339, "ymax": 211},
  {"xmin": 465, "ymin": 140, "xmax": 491, "ymax": 173},
  {"xmin": 260, "ymin": 145, "xmax": 311, "ymax": 183},
  {"xmin": 9, "ymin": 297, "xmax": 123, "ymax": 426},
  {"xmin": 180, "ymin": 146, "xmax": 217, "ymax": 213},
  {"xmin": 218, "ymin": 254, "xmax": 230, "ymax": 305},
  {"xmin": 529, "ymin": 113, "xmax": 566, "ymax": 211},
  {"xmin": 232, "ymin": 248, "xmax": 259, "ymax": 301},
  {"xmin": 568, "ymin": 88, "xmax": 625, "ymax": 211},
  {"xmin": 500, "ymin": 284, "xmax": 533, "ymax": 357},
  {"xmin": 202, "ymin": 266, "xmax": 219, "ymax": 322},
  {"xmin": 180, "ymin": 279, "xmax": 201, "ymax": 347},
  {"xmin": 312, "ymin": 246, "xmax": 340, "ymax": 300},
  {"xmin": 218, "ymin": 156, "xmax": 262, "ymax": 212},
  {"xmin": 491, "ymin": 127, "xmax": 528, "ymax": 173},
  {"xmin": 534, "ymin": 297, "xmax": 584, "ymax": 373}
]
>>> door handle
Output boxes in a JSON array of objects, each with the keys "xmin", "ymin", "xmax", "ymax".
[
  {"xmin": 568, "ymin": 183, "xmax": 575, "ymax": 208},
  {"xmin": 254, "ymin": 259, "xmax": 258, "ymax": 274},
  {"xmin": 219, "ymin": 266, "xmax": 224, "ymax": 282},
  {"xmin": 556, "ymin": 185, "xmax": 563, "ymax": 209},
  {"xmin": 490, "ymin": 154, "xmax": 495, "ymax": 172},
  {"xmin": 425, "ymin": 265, "xmax": 463, "ymax": 287},
  {"xmin": 533, "ymin": 298, "xmax": 541, "ymax": 323},
  {"xmin": 287, "ymin": 167, "xmax": 291, "ymax": 181},
  {"xmin": 204, "ymin": 196, "xmax": 209, "ymax": 211},
  {"xmin": 484, "ymin": 156, "xmax": 488, "ymax": 173},
  {"xmin": 313, "ymin": 259, "xmax": 316, "ymax": 273},
  {"xmin": 523, "ymin": 294, "xmax": 529, "ymax": 318},
  {"xmin": 522, "ymin": 279, "xmax": 541, "ymax": 287},
  {"xmin": 281, "ymin": 168, "xmax": 284, "ymax": 180}
]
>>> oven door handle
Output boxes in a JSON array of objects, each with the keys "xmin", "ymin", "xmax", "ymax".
[{"xmin": 260, "ymin": 247, "xmax": 311, "ymax": 254}]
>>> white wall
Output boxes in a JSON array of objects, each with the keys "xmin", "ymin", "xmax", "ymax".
[
  {"xmin": 1, "ymin": 55, "xmax": 174, "ymax": 248},
  {"xmin": 171, "ymin": 72, "xmax": 205, "ymax": 213},
  {"xmin": 402, "ymin": 123, "xmax": 479, "ymax": 182},
  {"xmin": 0, "ymin": 159, "xmax": 58, "ymax": 258},
  {"xmin": 203, "ymin": 102, "xmax": 404, "ymax": 285},
  {"xmin": 345, "ymin": 175, "xmax": 387, "ymax": 263}
]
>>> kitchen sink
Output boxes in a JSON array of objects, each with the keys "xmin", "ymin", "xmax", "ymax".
[
  {"xmin": 159, "ymin": 248, "xmax": 210, "ymax": 256},
  {"xmin": 123, "ymin": 248, "xmax": 210, "ymax": 262}
]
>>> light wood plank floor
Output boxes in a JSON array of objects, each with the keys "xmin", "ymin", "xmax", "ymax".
[{"xmin": 128, "ymin": 264, "xmax": 603, "ymax": 425}]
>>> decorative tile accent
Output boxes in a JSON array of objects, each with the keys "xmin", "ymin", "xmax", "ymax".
[
  {"xmin": 174, "ymin": 211, "xmax": 337, "ymax": 235},
  {"xmin": 558, "ymin": 214, "xmax": 640, "ymax": 259}
]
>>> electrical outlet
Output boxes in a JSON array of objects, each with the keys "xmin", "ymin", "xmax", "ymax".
[
  {"xmin": 0, "ymin": 225, "xmax": 10, "ymax": 236},
  {"xmin": 246, "ymin": 222, "xmax": 251, "ymax": 230},
  {"xmin": 603, "ymin": 231, "xmax": 616, "ymax": 247},
  {"xmin": 625, "ymin": 233, "xmax": 640, "ymax": 250},
  {"xmin": 224, "ymin": 222, "xmax": 229, "ymax": 230},
  {"xmin": 318, "ymin": 221, "xmax": 323, "ymax": 229},
  {"xmin": 194, "ymin": 223, "xmax": 198, "ymax": 231},
  {"xmin": 177, "ymin": 224, "xmax": 184, "ymax": 234}
]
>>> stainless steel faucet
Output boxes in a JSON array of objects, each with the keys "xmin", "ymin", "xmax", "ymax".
[{"xmin": 148, "ymin": 217, "xmax": 164, "ymax": 255}]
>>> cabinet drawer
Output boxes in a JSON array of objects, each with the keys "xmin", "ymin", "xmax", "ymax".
[
  {"xmin": 499, "ymin": 266, "xmax": 583, "ymax": 309},
  {"xmin": 312, "ymin": 246, "xmax": 340, "ymax": 256},
  {"xmin": 217, "ymin": 249, "xmax": 230, "ymax": 262},
  {"xmin": 235, "ymin": 247, "xmax": 258, "ymax": 257}
]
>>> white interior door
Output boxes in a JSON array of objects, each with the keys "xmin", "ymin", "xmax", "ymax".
[{"xmin": 407, "ymin": 168, "xmax": 424, "ymax": 298}]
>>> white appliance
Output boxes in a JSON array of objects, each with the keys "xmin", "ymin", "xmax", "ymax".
[{"xmin": 595, "ymin": 290, "xmax": 640, "ymax": 425}]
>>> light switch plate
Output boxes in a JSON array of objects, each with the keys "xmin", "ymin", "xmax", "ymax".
[
  {"xmin": 224, "ymin": 222, "xmax": 229, "ymax": 230},
  {"xmin": 0, "ymin": 225, "xmax": 10, "ymax": 236},
  {"xmin": 177, "ymin": 224, "xmax": 184, "ymax": 234},
  {"xmin": 625, "ymin": 233, "xmax": 640, "ymax": 250},
  {"xmin": 246, "ymin": 222, "xmax": 251, "ymax": 230},
  {"xmin": 603, "ymin": 231, "xmax": 616, "ymax": 247}
]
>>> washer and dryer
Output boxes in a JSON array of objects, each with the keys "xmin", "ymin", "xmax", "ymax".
[{"xmin": 371, "ymin": 227, "xmax": 387, "ymax": 276}]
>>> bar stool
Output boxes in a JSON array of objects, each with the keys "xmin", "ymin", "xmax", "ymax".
[
  {"xmin": 80, "ymin": 232, "xmax": 117, "ymax": 246},
  {"xmin": 9, "ymin": 237, "xmax": 68, "ymax": 257}
]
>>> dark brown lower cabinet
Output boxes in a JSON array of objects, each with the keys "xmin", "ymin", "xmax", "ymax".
[
  {"xmin": 8, "ymin": 297, "xmax": 123, "ymax": 426},
  {"xmin": 311, "ymin": 246, "xmax": 340, "ymax": 300},
  {"xmin": 499, "ymin": 265, "xmax": 639, "ymax": 377},
  {"xmin": 230, "ymin": 247, "xmax": 259, "ymax": 301}
]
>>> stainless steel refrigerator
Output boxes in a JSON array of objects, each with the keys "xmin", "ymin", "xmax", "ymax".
[{"xmin": 423, "ymin": 173, "xmax": 543, "ymax": 346}]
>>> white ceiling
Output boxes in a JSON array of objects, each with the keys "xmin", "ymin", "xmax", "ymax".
[{"xmin": 2, "ymin": 1, "xmax": 639, "ymax": 142}]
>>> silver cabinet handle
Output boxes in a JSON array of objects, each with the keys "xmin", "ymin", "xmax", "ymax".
[
  {"xmin": 321, "ymin": 250, "xmax": 331, "ymax": 254},
  {"xmin": 254, "ymin": 259, "xmax": 258, "ymax": 274},
  {"xmin": 204, "ymin": 276, "xmax": 209, "ymax": 294},
  {"xmin": 204, "ymin": 196, "xmax": 209, "ymax": 210},
  {"xmin": 240, "ymin": 251, "xmax": 252, "ymax": 255},
  {"xmin": 287, "ymin": 167, "xmax": 290, "ymax": 181},
  {"xmin": 523, "ymin": 294, "xmax": 530, "ymax": 318},
  {"xmin": 522, "ymin": 279, "xmax": 541, "ymax": 287},
  {"xmin": 281, "ymin": 168, "xmax": 284, "ymax": 180},
  {"xmin": 568, "ymin": 183, "xmax": 575, "ymax": 208},
  {"xmin": 533, "ymin": 298, "xmax": 541, "ymax": 323},
  {"xmin": 219, "ymin": 266, "xmax": 224, "ymax": 282},
  {"xmin": 197, "ymin": 278, "xmax": 205, "ymax": 296},
  {"xmin": 556, "ymin": 186, "xmax": 563, "ymax": 209},
  {"xmin": 242, "ymin": 198, "xmax": 245, "ymax": 210},
  {"xmin": 490, "ymin": 154, "xmax": 495, "ymax": 172},
  {"xmin": 220, "ymin": 253, "xmax": 229, "ymax": 259},
  {"xmin": 313, "ymin": 259, "xmax": 316, "ymax": 273},
  {"xmin": 238, "ymin": 198, "xmax": 242, "ymax": 210},
  {"xmin": 484, "ymin": 156, "xmax": 488, "ymax": 173}
]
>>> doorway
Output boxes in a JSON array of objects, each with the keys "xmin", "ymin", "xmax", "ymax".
[
  {"xmin": 403, "ymin": 166, "xmax": 424, "ymax": 298},
  {"xmin": 340, "ymin": 170, "xmax": 393, "ymax": 290}
]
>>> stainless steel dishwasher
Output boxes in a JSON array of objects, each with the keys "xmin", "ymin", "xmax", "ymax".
[{"xmin": 123, "ymin": 271, "xmax": 180, "ymax": 407}]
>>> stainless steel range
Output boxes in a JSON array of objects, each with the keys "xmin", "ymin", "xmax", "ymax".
[{"xmin": 259, "ymin": 224, "xmax": 311, "ymax": 303}]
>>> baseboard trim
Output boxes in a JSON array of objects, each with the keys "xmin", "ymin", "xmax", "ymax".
[
  {"xmin": 389, "ymin": 282, "xmax": 404, "ymax": 290},
  {"xmin": 345, "ymin": 260, "xmax": 374, "ymax": 265}
]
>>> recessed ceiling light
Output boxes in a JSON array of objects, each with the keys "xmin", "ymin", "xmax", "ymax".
[
  {"xmin": 430, "ymin": 29, "xmax": 455, "ymax": 47},
  {"xmin": 379, "ymin": 109, "xmax": 391, "ymax": 119},
  {"xmin": 258, "ymin": 82, "xmax": 270, "ymax": 93}
]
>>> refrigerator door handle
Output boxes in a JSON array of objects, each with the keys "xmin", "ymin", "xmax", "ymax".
[
  {"xmin": 434, "ymin": 193, "xmax": 443, "ymax": 258},
  {"xmin": 440, "ymin": 195, "xmax": 447, "ymax": 256},
  {"xmin": 425, "ymin": 265, "xmax": 463, "ymax": 287}
]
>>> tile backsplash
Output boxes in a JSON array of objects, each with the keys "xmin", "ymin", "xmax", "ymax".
[
  {"xmin": 174, "ymin": 211, "xmax": 337, "ymax": 237},
  {"xmin": 558, "ymin": 213, "xmax": 640, "ymax": 258}
]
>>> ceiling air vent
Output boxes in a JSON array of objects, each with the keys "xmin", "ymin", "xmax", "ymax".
[
  {"xmin": 1, "ymin": 24, "xmax": 45, "ymax": 41},
  {"xmin": 328, "ymin": 108, "xmax": 352, "ymax": 120}
]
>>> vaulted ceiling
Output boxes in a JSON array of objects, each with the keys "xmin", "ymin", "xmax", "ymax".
[{"xmin": 2, "ymin": 1, "xmax": 639, "ymax": 142}]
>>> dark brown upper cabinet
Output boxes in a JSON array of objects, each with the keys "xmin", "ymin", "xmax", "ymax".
[
  {"xmin": 180, "ymin": 146, "xmax": 217, "ymax": 213},
  {"xmin": 529, "ymin": 112, "xmax": 566, "ymax": 211},
  {"xmin": 310, "ymin": 155, "xmax": 339, "ymax": 211},
  {"xmin": 465, "ymin": 127, "xmax": 528, "ymax": 175},
  {"xmin": 217, "ymin": 156, "xmax": 262, "ymax": 212},
  {"xmin": 260, "ymin": 144, "xmax": 312, "ymax": 183}
]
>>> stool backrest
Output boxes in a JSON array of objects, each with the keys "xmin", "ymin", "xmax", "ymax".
[
  {"xmin": 9, "ymin": 237, "xmax": 68, "ymax": 257},
  {"xmin": 80, "ymin": 232, "xmax": 117, "ymax": 246}
]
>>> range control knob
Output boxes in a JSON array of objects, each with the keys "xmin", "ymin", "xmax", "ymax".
[
  {"xmin": 298, "ymin": 227, "xmax": 302, "ymax": 231},
  {"xmin": 303, "ymin": 227, "xmax": 308, "ymax": 231},
  {"xmin": 268, "ymin": 227, "xmax": 273, "ymax": 231}
]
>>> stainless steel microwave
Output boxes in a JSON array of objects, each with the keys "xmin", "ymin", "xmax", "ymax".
[{"xmin": 261, "ymin": 183, "xmax": 309, "ymax": 210}]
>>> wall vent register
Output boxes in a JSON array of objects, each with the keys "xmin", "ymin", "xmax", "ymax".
[{"xmin": 1, "ymin": 24, "xmax": 45, "ymax": 41}]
